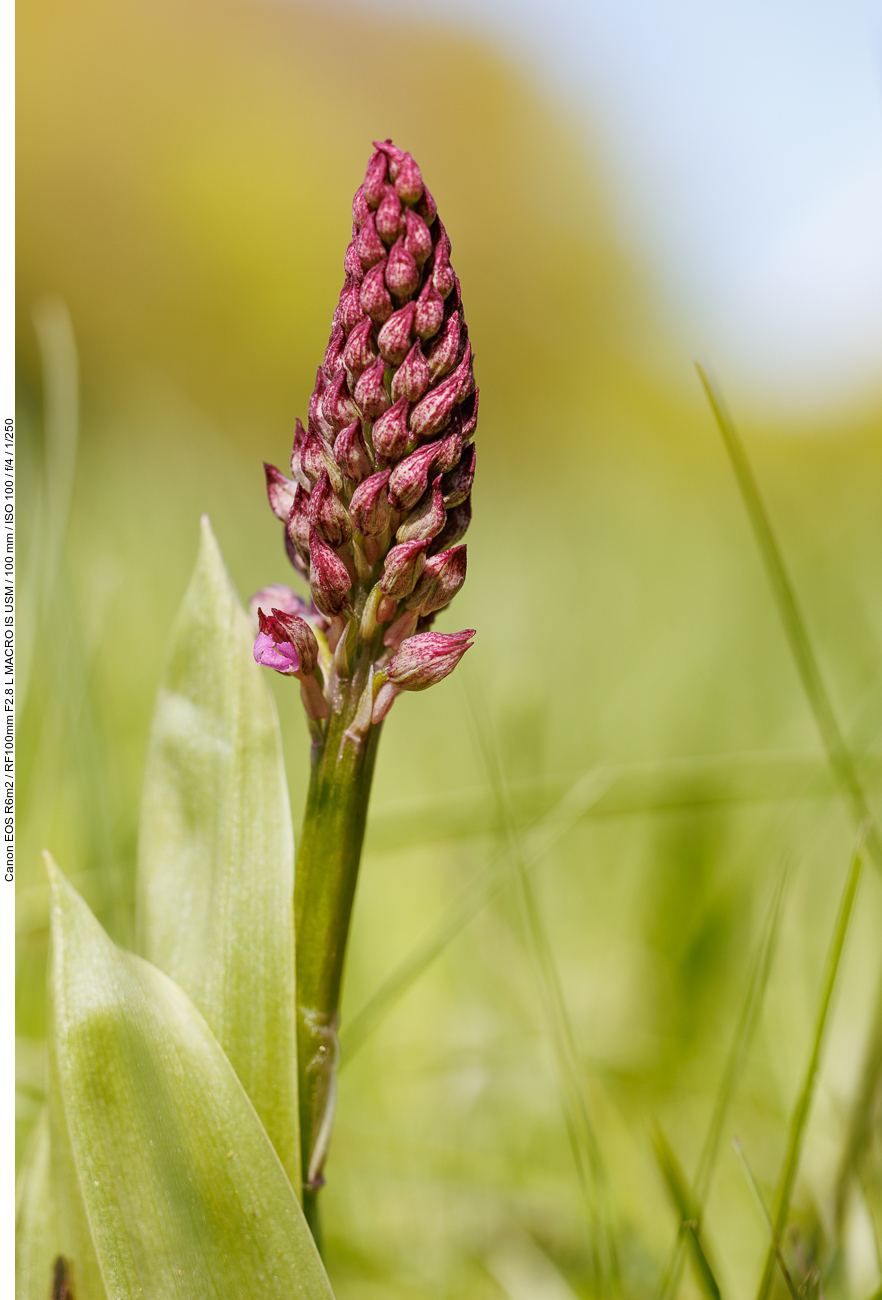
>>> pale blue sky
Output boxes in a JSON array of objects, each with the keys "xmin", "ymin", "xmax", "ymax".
[{"xmin": 343, "ymin": 0, "xmax": 882, "ymax": 414}]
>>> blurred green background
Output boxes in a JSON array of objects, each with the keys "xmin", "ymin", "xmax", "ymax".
[{"xmin": 15, "ymin": 0, "xmax": 882, "ymax": 1295}]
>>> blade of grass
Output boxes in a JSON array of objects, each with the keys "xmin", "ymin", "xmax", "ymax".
[
  {"xmin": 755, "ymin": 830, "xmax": 866, "ymax": 1300},
  {"xmin": 732, "ymin": 1139, "xmax": 800, "ymax": 1300},
  {"xmin": 834, "ymin": 972, "xmax": 882, "ymax": 1238},
  {"xmin": 462, "ymin": 677, "xmax": 620, "ymax": 1296},
  {"xmin": 657, "ymin": 862, "xmax": 790, "ymax": 1300},
  {"xmin": 650, "ymin": 1125, "xmax": 722, "ymax": 1300},
  {"xmin": 339, "ymin": 764, "xmax": 611, "ymax": 1061},
  {"xmin": 697, "ymin": 363, "xmax": 882, "ymax": 874}
]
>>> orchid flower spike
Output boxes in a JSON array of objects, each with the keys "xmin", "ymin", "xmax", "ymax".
[{"xmin": 253, "ymin": 140, "xmax": 477, "ymax": 729}]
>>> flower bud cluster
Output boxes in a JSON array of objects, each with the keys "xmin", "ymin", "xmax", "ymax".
[{"xmin": 255, "ymin": 142, "xmax": 476, "ymax": 726}]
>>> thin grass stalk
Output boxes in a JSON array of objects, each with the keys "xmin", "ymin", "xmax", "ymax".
[
  {"xmin": 697, "ymin": 363, "xmax": 882, "ymax": 874},
  {"xmin": 834, "ymin": 972, "xmax": 882, "ymax": 1237},
  {"xmin": 656, "ymin": 862, "xmax": 789, "ymax": 1300},
  {"xmin": 651, "ymin": 1125, "xmax": 723, "ymax": 1300},
  {"xmin": 755, "ymin": 831, "xmax": 866, "ymax": 1300},
  {"xmin": 463, "ymin": 679, "xmax": 620, "ymax": 1295},
  {"xmin": 732, "ymin": 1139, "xmax": 800, "ymax": 1300}
]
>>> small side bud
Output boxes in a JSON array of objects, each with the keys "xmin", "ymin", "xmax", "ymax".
[
  {"xmin": 404, "ymin": 208, "xmax": 432, "ymax": 267},
  {"xmin": 349, "ymin": 469, "xmax": 391, "ymax": 537},
  {"xmin": 391, "ymin": 341, "xmax": 430, "ymax": 403},
  {"xmin": 342, "ymin": 319, "xmax": 377, "ymax": 379},
  {"xmin": 343, "ymin": 239, "xmax": 365, "ymax": 284},
  {"xmin": 442, "ymin": 443, "xmax": 476, "ymax": 506},
  {"xmin": 387, "ymin": 441, "xmax": 440, "ymax": 511},
  {"xmin": 395, "ymin": 152, "xmax": 424, "ymax": 205},
  {"xmin": 352, "ymin": 185, "xmax": 370, "ymax": 228},
  {"xmin": 432, "ymin": 224, "xmax": 456, "ymax": 298},
  {"xmin": 383, "ymin": 607, "xmax": 419, "ymax": 650},
  {"xmin": 416, "ymin": 185, "xmax": 437, "ymax": 226},
  {"xmin": 376, "ymin": 186, "xmax": 405, "ymax": 244},
  {"xmin": 301, "ymin": 424, "xmax": 342, "ymax": 492},
  {"xmin": 333, "ymin": 420, "xmax": 373, "ymax": 483},
  {"xmin": 406, "ymin": 544, "xmax": 467, "ymax": 615},
  {"xmin": 385, "ymin": 237, "xmax": 419, "ymax": 301},
  {"xmin": 379, "ymin": 538, "xmax": 428, "ymax": 599},
  {"xmin": 309, "ymin": 530, "xmax": 353, "ymax": 617},
  {"xmin": 430, "ymin": 494, "xmax": 471, "ymax": 553},
  {"xmin": 356, "ymin": 212, "xmax": 387, "ymax": 270},
  {"xmin": 360, "ymin": 261, "xmax": 393, "ymax": 323},
  {"xmin": 308, "ymin": 471, "xmax": 353, "ymax": 548},
  {"xmin": 396, "ymin": 476, "xmax": 446, "ymax": 544},
  {"xmin": 377, "ymin": 302, "xmax": 416, "ymax": 365},
  {"xmin": 339, "ymin": 281, "xmax": 367, "ymax": 332},
  {"xmin": 460, "ymin": 386, "xmax": 480, "ymax": 440},
  {"xmin": 323, "ymin": 369, "xmax": 360, "ymax": 433},
  {"xmin": 323, "ymin": 325, "xmax": 346, "ymax": 378},
  {"xmin": 413, "ymin": 277, "xmax": 444, "ymax": 340},
  {"xmin": 408, "ymin": 344, "xmax": 472, "ymax": 441},
  {"xmin": 387, "ymin": 628, "xmax": 475, "ymax": 691},
  {"xmin": 370, "ymin": 396, "xmax": 410, "ymax": 461},
  {"xmin": 290, "ymin": 417, "xmax": 310, "ymax": 489},
  {"xmin": 264, "ymin": 462, "xmax": 299, "ymax": 521},
  {"xmin": 285, "ymin": 484, "xmax": 312, "ymax": 560},
  {"xmin": 363, "ymin": 149, "xmax": 387, "ymax": 207},
  {"xmin": 354, "ymin": 354, "xmax": 391, "ymax": 419},
  {"xmin": 427, "ymin": 312, "xmax": 461, "ymax": 381}
]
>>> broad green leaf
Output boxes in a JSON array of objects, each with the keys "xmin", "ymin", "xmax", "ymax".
[
  {"xmin": 47, "ymin": 858, "xmax": 334, "ymax": 1299},
  {"xmin": 137, "ymin": 516, "xmax": 299, "ymax": 1184}
]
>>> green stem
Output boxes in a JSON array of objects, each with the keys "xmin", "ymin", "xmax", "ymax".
[{"xmin": 294, "ymin": 648, "xmax": 382, "ymax": 1226}]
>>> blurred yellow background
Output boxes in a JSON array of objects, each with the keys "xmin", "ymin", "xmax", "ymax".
[{"xmin": 16, "ymin": 0, "xmax": 882, "ymax": 1295}]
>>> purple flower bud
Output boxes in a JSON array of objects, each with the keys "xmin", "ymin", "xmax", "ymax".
[
  {"xmin": 339, "ymin": 281, "xmax": 367, "ymax": 332},
  {"xmin": 396, "ymin": 476, "xmax": 446, "ymax": 544},
  {"xmin": 309, "ymin": 368, "xmax": 335, "ymax": 440},
  {"xmin": 430, "ymin": 494, "xmax": 471, "ymax": 553},
  {"xmin": 376, "ymin": 186, "xmax": 405, "ymax": 244},
  {"xmin": 263, "ymin": 462, "xmax": 299, "ymax": 521},
  {"xmin": 254, "ymin": 609, "xmax": 301, "ymax": 676},
  {"xmin": 284, "ymin": 528, "xmax": 309, "ymax": 580},
  {"xmin": 385, "ymin": 237, "xmax": 419, "ymax": 301},
  {"xmin": 323, "ymin": 369, "xmax": 360, "ymax": 433},
  {"xmin": 333, "ymin": 420, "xmax": 373, "ymax": 483},
  {"xmin": 300, "ymin": 424, "xmax": 342, "ymax": 493},
  {"xmin": 374, "ymin": 138, "xmax": 405, "ymax": 180},
  {"xmin": 432, "ymin": 224, "xmax": 456, "ymax": 299},
  {"xmin": 413, "ymin": 277, "xmax": 444, "ymax": 340},
  {"xmin": 379, "ymin": 538, "xmax": 428, "ymax": 599},
  {"xmin": 285, "ymin": 483, "xmax": 312, "ymax": 559},
  {"xmin": 323, "ymin": 324, "xmax": 346, "ymax": 378},
  {"xmin": 360, "ymin": 261, "xmax": 393, "ymax": 323},
  {"xmin": 395, "ymin": 152, "xmax": 424, "ymax": 206},
  {"xmin": 343, "ymin": 240, "xmax": 364, "ymax": 283},
  {"xmin": 342, "ymin": 318, "xmax": 377, "ymax": 380},
  {"xmin": 387, "ymin": 441, "xmax": 439, "ymax": 511},
  {"xmin": 416, "ymin": 185, "xmax": 437, "ymax": 226},
  {"xmin": 352, "ymin": 185, "xmax": 370, "ymax": 228},
  {"xmin": 377, "ymin": 594, "xmax": 398, "ymax": 622},
  {"xmin": 460, "ymin": 386, "xmax": 479, "ymax": 440},
  {"xmin": 427, "ymin": 312, "xmax": 461, "ymax": 381},
  {"xmin": 271, "ymin": 608, "xmax": 321, "ymax": 673},
  {"xmin": 434, "ymin": 427, "xmax": 463, "ymax": 474},
  {"xmin": 406, "ymin": 544, "xmax": 467, "ymax": 615},
  {"xmin": 354, "ymin": 354, "xmax": 390, "ymax": 419},
  {"xmin": 377, "ymin": 302, "xmax": 416, "ymax": 365},
  {"xmin": 371, "ymin": 395, "xmax": 410, "ymax": 461},
  {"xmin": 349, "ymin": 469, "xmax": 391, "ymax": 537},
  {"xmin": 441, "ymin": 443, "xmax": 475, "ymax": 507},
  {"xmin": 387, "ymin": 628, "xmax": 475, "ymax": 690},
  {"xmin": 391, "ymin": 341, "xmax": 430, "ymax": 403},
  {"xmin": 356, "ymin": 211, "xmax": 386, "ymax": 270},
  {"xmin": 308, "ymin": 471, "xmax": 353, "ymax": 548},
  {"xmin": 404, "ymin": 208, "xmax": 432, "ymax": 267},
  {"xmin": 290, "ymin": 417, "xmax": 310, "ymax": 488},
  {"xmin": 309, "ymin": 529, "xmax": 352, "ymax": 618},
  {"xmin": 408, "ymin": 344, "xmax": 473, "ymax": 441},
  {"xmin": 363, "ymin": 149, "xmax": 387, "ymax": 207}
]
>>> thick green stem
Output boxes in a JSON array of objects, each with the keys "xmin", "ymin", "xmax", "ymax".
[{"xmin": 294, "ymin": 648, "xmax": 382, "ymax": 1218}]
